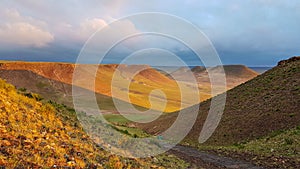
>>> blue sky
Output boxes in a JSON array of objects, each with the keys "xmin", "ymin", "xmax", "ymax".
[{"xmin": 0, "ymin": 0, "xmax": 299, "ymax": 66}]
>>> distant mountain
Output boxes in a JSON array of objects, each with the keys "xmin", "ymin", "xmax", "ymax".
[
  {"xmin": 169, "ymin": 65, "xmax": 259, "ymax": 89},
  {"xmin": 191, "ymin": 66, "xmax": 206, "ymax": 73},
  {"xmin": 249, "ymin": 67, "xmax": 272, "ymax": 74},
  {"xmin": 139, "ymin": 56, "xmax": 300, "ymax": 146},
  {"xmin": 209, "ymin": 65, "xmax": 258, "ymax": 79}
]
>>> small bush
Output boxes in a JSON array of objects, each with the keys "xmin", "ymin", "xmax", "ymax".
[
  {"xmin": 18, "ymin": 87, "xmax": 27, "ymax": 92},
  {"xmin": 289, "ymin": 113, "xmax": 296, "ymax": 118},
  {"xmin": 284, "ymin": 138, "xmax": 294, "ymax": 145}
]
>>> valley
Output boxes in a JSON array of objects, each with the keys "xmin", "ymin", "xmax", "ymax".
[{"xmin": 0, "ymin": 57, "xmax": 299, "ymax": 168}]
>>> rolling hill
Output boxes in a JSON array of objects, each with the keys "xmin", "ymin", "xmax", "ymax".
[
  {"xmin": 0, "ymin": 78, "xmax": 132, "ymax": 168},
  {"xmin": 0, "ymin": 69, "xmax": 146, "ymax": 112},
  {"xmin": 0, "ymin": 62, "xmax": 259, "ymax": 113},
  {"xmin": 0, "ymin": 62, "xmax": 200, "ymax": 112},
  {"xmin": 169, "ymin": 65, "xmax": 259, "ymax": 89},
  {"xmin": 138, "ymin": 56, "xmax": 300, "ymax": 146},
  {"xmin": 0, "ymin": 78, "xmax": 189, "ymax": 168}
]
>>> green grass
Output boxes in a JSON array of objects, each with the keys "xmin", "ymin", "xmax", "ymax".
[
  {"xmin": 103, "ymin": 114, "xmax": 153, "ymax": 138},
  {"xmin": 103, "ymin": 114, "xmax": 131, "ymax": 125},
  {"xmin": 179, "ymin": 126, "xmax": 300, "ymax": 168},
  {"xmin": 103, "ymin": 114, "xmax": 156, "ymax": 125},
  {"xmin": 186, "ymin": 126, "xmax": 300, "ymax": 160},
  {"xmin": 230, "ymin": 126, "xmax": 300, "ymax": 157},
  {"xmin": 36, "ymin": 82, "xmax": 48, "ymax": 88},
  {"xmin": 114, "ymin": 125, "xmax": 150, "ymax": 138}
]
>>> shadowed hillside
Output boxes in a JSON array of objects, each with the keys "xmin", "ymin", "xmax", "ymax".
[{"xmin": 139, "ymin": 56, "xmax": 300, "ymax": 146}]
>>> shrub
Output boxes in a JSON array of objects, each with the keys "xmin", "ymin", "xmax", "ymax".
[{"xmin": 18, "ymin": 87, "xmax": 27, "ymax": 92}]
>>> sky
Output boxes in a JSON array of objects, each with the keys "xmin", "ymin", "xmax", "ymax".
[{"xmin": 0, "ymin": 0, "xmax": 299, "ymax": 66}]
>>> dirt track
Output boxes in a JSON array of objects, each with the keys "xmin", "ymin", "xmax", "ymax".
[{"xmin": 169, "ymin": 145, "xmax": 263, "ymax": 169}]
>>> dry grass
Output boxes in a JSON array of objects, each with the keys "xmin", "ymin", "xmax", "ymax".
[{"xmin": 0, "ymin": 62, "xmax": 204, "ymax": 112}]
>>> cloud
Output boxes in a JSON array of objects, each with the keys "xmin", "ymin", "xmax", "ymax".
[
  {"xmin": 53, "ymin": 17, "xmax": 139, "ymax": 45},
  {"xmin": 78, "ymin": 18, "xmax": 107, "ymax": 40},
  {"xmin": 76, "ymin": 19, "xmax": 141, "ymax": 63},
  {"xmin": 0, "ymin": 9, "xmax": 54, "ymax": 48},
  {"xmin": 0, "ymin": 1, "xmax": 299, "ymax": 66}
]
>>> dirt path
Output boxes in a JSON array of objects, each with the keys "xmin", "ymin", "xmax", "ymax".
[{"xmin": 169, "ymin": 145, "xmax": 263, "ymax": 169}]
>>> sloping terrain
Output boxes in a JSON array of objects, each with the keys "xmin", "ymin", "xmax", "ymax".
[
  {"xmin": 0, "ymin": 78, "xmax": 189, "ymax": 168},
  {"xmin": 139, "ymin": 56, "xmax": 300, "ymax": 146},
  {"xmin": 0, "ymin": 78, "xmax": 126, "ymax": 168},
  {"xmin": 0, "ymin": 62, "xmax": 199, "ymax": 112},
  {"xmin": 170, "ymin": 65, "xmax": 258, "ymax": 89},
  {"xmin": 0, "ymin": 69, "xmax": 145, "ymax": 112},
  {"xmin": 0, "ymin": 62, "xmax": 259, "ymax": 113}
]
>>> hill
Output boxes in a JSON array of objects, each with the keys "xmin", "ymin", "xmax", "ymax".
[
  {"xmin": 138, "ymin": 56, "xmax": 300, "ymax": 146},
  {"xmin": 169, "ymin": 65, "xmax": 258, "ymax": 89},
  {"xmin": 0, "ymin": 78, "xmax": 122, "ymax": 168},
  {"xmin": 0, "ymin": 69, "xmax": 146, "ymax": 112},
  {"xmin": 0, "ymin": 62, "xmax": 258, "ymax": 113},
  {"xmin": 0, "ymin": 62, "xmax": 199, "ymax": 112},
  {"xmin": 0, "ymin": 78, "xmax": 189, "ymax": 168}
]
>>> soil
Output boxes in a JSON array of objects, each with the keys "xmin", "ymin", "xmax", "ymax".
[{"xmin": 168, "ymin": 145, "xmax": 263, "ymax": 169}]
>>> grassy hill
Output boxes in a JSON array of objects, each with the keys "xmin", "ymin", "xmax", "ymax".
[
  {"xmin": 137, "ymin": 56, "xmax": 300, "ymax": 168},
  {"xmin": 139, "ymin": 56, "xmax": 300, "ymax": 145},
  {"xmin": 0, "ymin": 62, "xmax": 201, "ymax": 112},
  {"xmin": 170, "ymin": 65, "xmax": 258, "ymax": 90},
  {"xmin": 0, "ymin": 69, "xmax": 146, "ymax": 112},
  {"xmin": 0, "ymin": 78, "xmax": 189, "ymax": 168},
  {"xmin": 0, "ymin": 62, "xmax": 260, "ymax": 113},
  {"xmin": 0, "ymin": 78, "xmax": 115, "ymax": 168}
]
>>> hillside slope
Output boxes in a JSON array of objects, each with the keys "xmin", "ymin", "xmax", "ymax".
[
  {"xmin": 0, "ymin": 62, "xmax": 199, "ymax": 112},
  {"xmin": 0, "ymin": 69, "xmax": 145, "ymax": 112},
  {"xmin": 0, "ymin": 78, "xmax": 122, "ymax": 168},
  {"xmin": 0, "ymin": 78, "xmax": 189, "ymax": 168},
  {"xmin": 170, "ymin": 65, "xmax": 258, "ymax": 89},
  {"xmin": 139, "ymin": 56, "xmax": 300, "ymax": 146}
]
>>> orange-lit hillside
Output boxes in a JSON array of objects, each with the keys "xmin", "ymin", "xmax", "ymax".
[
  {"xmin": 0, "ymin": 79, "xmax": 128, "ymax": 168},
  {"xmin": 0, "ymin": 62, "xmax": 201, "ymax": 112}
]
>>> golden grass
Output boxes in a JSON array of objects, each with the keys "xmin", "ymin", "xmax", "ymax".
[
  {"xmin": 0, "ymin": 62, "xmax": 207, "ymax": 112},
  {"xmin": 0, "ymin": 79, "xmax": 142, "ymax": 168}
]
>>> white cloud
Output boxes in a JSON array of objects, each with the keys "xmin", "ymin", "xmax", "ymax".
[
  {"xmin": 87, "ymin": 19, "xmax": 140, "ymax": 47},
  {"xmin": 78, "ymin": 18, "xmax": 107, "ymax": 40},
  {"xmin": 0, "ymin": 22, "xmax": 54, "ymax": 47},
  {"xmin": 53, "ymin": 17, "xmax": 140, "ymax": 45},
  {"xmin": 0, "ymin": 9, "xmax": 54, "ymax": 48}
]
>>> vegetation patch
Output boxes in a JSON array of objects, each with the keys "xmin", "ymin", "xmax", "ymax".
[{"xmin": 0, "ymin": 79, "xmax": 189, "ymax": 168}]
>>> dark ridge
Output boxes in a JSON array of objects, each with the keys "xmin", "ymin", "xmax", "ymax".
[
  {"xmin": 277, "ymin": 56, "xmax": 300, "ymax": 66},
  {"xmin": 191, "ymin": 66, "xmax": 206, "ymax": 73}
]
